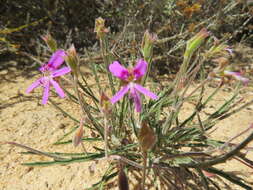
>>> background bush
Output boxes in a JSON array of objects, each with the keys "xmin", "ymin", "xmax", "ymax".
[{"xmin": 0, "ymin": 0, "xmax": 252, "ymax": 71}]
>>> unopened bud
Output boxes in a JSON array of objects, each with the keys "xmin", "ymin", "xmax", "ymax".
[
  {"xmin": 185, "ymin": 28, "xmax": 209, "ymax": 58},
  {"xmin": 138, "ymin": 122, "xmax": 157, "ymax": 152},
  {"xmin": 202, "ymin": 170, "xmax": 216, "ymax": 178},
  {"xmin": 212, "ymin": 57, "xmax": 229, "ymax": 71},
  {"xmin": 94, "ymin": 17, "xmax": 109, "ymax": 39},
  {"xmin": 141, "ymin": 30, "xmax": 157, "ymax": 61},
  {"xmin": 41, "ymin": 33, "xmax": 57, "ymax": 52},
  {"xmin": 65, "ymin": 44, "xmax": 79, "ymax": 74}
]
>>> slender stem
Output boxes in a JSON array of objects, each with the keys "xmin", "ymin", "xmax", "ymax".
[
  {"xmin": 4, "ymin": 141, "xmax": 65, "ymax": 160},
  {"xmin": 103, "ymin": 115, "xmax": 109, "ymax": 158},
  {"xmin": 73, "ymin": 74, "xmax": 86, "ymax": 117},
  {"xmin": 219, "ymin": 99, "xmax": 253, "ymax": 120},
  {"xmin": 142, "ymin": 56, "xmax": 153, "ymax": 86},
  {"xmin": 98, "ymin": 155, "xmax": 143, "ymax": 169},
  {"xmin": 233, "ymin": 156, "xmax": 253, "ymax": 170},
  {"xmin": 184, "ymin": 79, "xmax": 209, "ymax": 100},
  {"xmin": 220, "ymin": 124, "xmax": 253, "ymax": 150},
  {"xmin": 72, "ymin": 74, "xmax": 94, "ymax": 153},
  {"xmin": 81, "ymin": 141, "xmax": 87, "ymax": 154},
  {"xmin": 142, "ymin": 151, "xmax": 147, "ymax": 190},
  {"xmin": 181, "ymin": 131, "xmax": 253, "ymax": 168},
  {"xmin": 72, "ymin": 73, "xmax": 103, "ymax": 136},
  {"xmin": 100, "ymin": 37, "xmax": 115, "ymax": 94},
  {"xmin": 204, "ymin": 167, "xmax": 252, "ymax": 190}
]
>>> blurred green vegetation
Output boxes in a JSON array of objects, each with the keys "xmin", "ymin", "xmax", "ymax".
[{"xmin": 0, "ymin": 0, "xmax": 252, "ymax": 70}]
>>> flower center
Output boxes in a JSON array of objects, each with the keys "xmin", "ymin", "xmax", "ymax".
[
  {"xmin": 126, "ymin": 68, "xmax": 136, "ymax": 82},
  {"xmin": 40, "ymin": 70, "xmax": 52, "ymax": 86},
  {"xmin": 127, "ymin": 73, "xmax": 135, "ymax": 82},
  {"xmin": 43, "ymin": 70, "xmax": 52, "ymax": 78}
]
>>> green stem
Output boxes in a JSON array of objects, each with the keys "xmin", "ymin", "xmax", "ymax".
[
  {"xmin": 73, "ymin": 73, "xmax": 86, "ymax": 117},
  {"xmin": 100, "ymin": 37, "xmax": 115, "ymax": 94}
]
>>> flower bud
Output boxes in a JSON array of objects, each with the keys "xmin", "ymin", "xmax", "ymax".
[
  {"xmin": 141, "ymin": 30, "xmax": 157, "ymax": 61},
  {"xmin": 65, "ymin": 44, "xmax": 79, "ymax": 75},
  {"xmin": 202, "ymin": 170, "xmax": 216, "ymax": 178},
  {"xmin": 94, "ymin": 17, "xmax": 109, "ymax": 39},
  {"xmin": 212, "ymin": 57, "xmax": 229, "ymax": 71},
  {"xmin": 41, "ymin": 33, "xmax": 57, "ymax": 52},
  {"xmin": 138, "ymin": 122, "xmax": 157, "ymax": 152},
  {"xmin": 185, "ymin": 28, "xmax": 209, "ymax": 58},
  {"xmin": 73, "ymin": 124, "xmax": 84, "ymax": 147}
]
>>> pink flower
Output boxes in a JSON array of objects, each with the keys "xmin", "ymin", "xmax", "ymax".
[
  {"xmin": 26, "ymin": 50, "xmax": 71, "ymax": 104},
  {"xmin": 225, "ymin": 48, "xmax": 233, "ymax": 55},
  {"xmin": 224, "ymin": 71, "xmax": 249, "ymax": 86},
  {"xmin": 109, "ymin": 59, "xmax": 158, "ymax": 112}
]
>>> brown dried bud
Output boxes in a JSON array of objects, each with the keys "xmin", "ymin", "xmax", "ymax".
[
  {"xmin": 118, "ymin": 167, "xmax": 129, "ymax": 190},
  {"xmin": 138, "ymin": 122, "xmax": 157, "ymax": 152},
  {"xmin": 212, "ymin": 57, "xmax": 229, "ymax": 71},
  {"xmin": 73, "ymin": 120, "xmax": 84, "ymax": 147}
]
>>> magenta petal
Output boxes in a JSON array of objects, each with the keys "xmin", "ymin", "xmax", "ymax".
[
  {"xmin": 48, "ymin": 49, "xmax": 66, "ymax": 69},
  {"xmin": 42, "ymin": 81, "xmax": 50, "ymax": 104},
  {"xmin": 224, "ymin": 71, "xmax": 249, "ymax": 85},
  {"xmin": 134, "ymin": 84, "xmax": 158, "ymax": 100},
  {"xmin": 52, "ymin": 67, "xmax": 71, "ymax": 77},
  {"xmin": 225, "ymin": 48, "xmax": 233, "ymax": 55},
  {"xmin": 26, "ymin": 78, "xmax": 42, "ymax": 93},
  {"xmin": 39, "ymin": 64, "xmax": 49, "ymax": 72},
  {"xmin": 130, "ymin": 88, "xmax": 142, "ymax": 112},
  {"xmin": 109, "ymin": 61, "xmax": 129, "ymax": 80},
  {"xmin": 110, "ymin": 85, "xmax": 130, "ymax": 104},
  {"xmin": 50, "ymin": 79, "xmax": 65, "ymax": 98},
  {"xmin": 133, "ymin": 59, "xmax": 148, "ymax": 80}
]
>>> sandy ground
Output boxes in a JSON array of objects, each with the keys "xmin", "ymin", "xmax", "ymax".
[
  {"xmin": 0, "ymin": 67, "xmax": 109, "ymax": 190},
  {"xmin": 1, "ymin": 57, "xmax": 253, "ymax": 190}
]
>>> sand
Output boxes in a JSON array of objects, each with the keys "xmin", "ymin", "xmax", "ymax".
[{"xmin": 1, "ymin": 57, "xmax": 253, "ymax": 189}]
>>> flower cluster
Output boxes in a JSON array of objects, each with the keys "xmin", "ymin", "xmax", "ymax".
[{"xmin": 26, "ymin": 49, "xmax": 157, "ymax": 113}]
